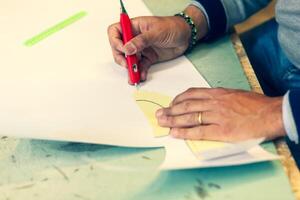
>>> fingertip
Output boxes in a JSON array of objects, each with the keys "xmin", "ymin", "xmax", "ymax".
[
  {"xmin": 141, "ymin": 71, "xmax": 147, "ymax": 81},
  {"xmin": 114, "ymin": 55, "xmax": 127, "ymax": 68},
  {"xmin": 156, "ymin": 109, "xmax": 164, "ymax": 117}
]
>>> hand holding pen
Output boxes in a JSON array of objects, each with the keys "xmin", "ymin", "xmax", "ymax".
[{"xmin": 108, "ymin": 4, "xmax": 205, "ymax": 85}]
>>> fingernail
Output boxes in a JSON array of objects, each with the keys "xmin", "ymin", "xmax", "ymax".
[
  {"xmin": 124, "ymin": 43, "xmax": 137, "ymax": 55},
  {"xmin": 156, "ymin": 109, "xmax": 164, "ymax": 117}
]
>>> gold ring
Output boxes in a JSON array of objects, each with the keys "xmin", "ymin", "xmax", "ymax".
[{"xmin": 198, "ymin": 112, "xmax": 203, "ymax": 125}]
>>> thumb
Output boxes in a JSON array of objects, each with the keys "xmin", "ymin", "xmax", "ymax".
[{"xmin": 123, "ymin": 31, "xmax": 155, "ymax": 56}]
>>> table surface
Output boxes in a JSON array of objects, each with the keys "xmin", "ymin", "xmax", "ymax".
[
  {"xmin": 0, "ymin": 0, "xmax": 298, "ymax": 200},
  {"xmin": 231, "ymin": 34, "xmax": 300, "ymax": 199}
]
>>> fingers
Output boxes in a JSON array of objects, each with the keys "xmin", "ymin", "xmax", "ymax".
[
  {"xmin": 123, "ymin": 31, "xmax": 156, "ymax": 56},
  {"xmin": 107, "ymin": 23, "xmax": 124, "ymax": 52},
  {"xmin": 156, "ymin": 99, "xmax": 214, "ymax": 117},
  {"xmin": 139, "ymin": 48, "xmax": 159, "ymax": 81},
  {"xmin": 171, "ymin": 88, "xmax": 229, "ymax": 106},
  {"xmin": 139, "ymin": 57, "xmax": 151, "ymax": 81},
  {"xmin": 108, "ymin": 23, "xmax": 127, "ymax": 67},
  {"xmin": 158, "ymin": 113, "xmax": 200, "ymax": 128},
  {"xmin": 170, "ymin": 125, "xmax": 224, "ymax": 141},
  {"xmin": 114, "ymin": 54, "xmax": 127, "ymax": 68},
  {"xmin": 157, "ymin": 111, "xmax": 218, "ymax": 128},
  {"xmin": 108, "ymin": 20, "xmax": 158, "ymax": 78}
]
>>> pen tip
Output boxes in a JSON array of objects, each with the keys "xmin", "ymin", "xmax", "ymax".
[
  {"xmin": 135, "ymin": 83, "xmax": 140, "ymax": 90},
  {"xmin": 120, "ymin": 0, "xmax": 127, "ymax": 13}
]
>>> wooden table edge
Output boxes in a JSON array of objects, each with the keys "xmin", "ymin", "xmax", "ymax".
[{"xmin": 231, "ymin": 33, "xmax": 300, "ymax": 199}]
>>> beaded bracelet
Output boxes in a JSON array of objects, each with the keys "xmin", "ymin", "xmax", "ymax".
[{"xmin": 175, "ymin": 12, "xmax": 198, "ymax": 53}]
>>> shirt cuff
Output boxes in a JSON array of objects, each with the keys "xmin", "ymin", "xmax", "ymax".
[
  {"xmin": 190, "ymin": 1, "xmax": 211, "ymax": 30},
  {"xmin": 283, "ymin": 91, "xmax": 299, "ymax": 144},
  {"xmin": 189, "ymin": 0, "xmax": 227, "ymax": 41}
]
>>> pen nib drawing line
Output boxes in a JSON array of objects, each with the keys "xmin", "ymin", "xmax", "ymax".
[
  {"xmin": 134, "ymin": 91, "xmax": 171, "ymax": 137},
  {"xmin": 136, "ymin": 99, "xmax": 164, "ymax": 108},
  {"xmin": 24, "ymin": 11, "xmax": 87, "ymax": 47}
]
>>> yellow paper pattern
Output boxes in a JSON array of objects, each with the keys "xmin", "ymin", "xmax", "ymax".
[
  {"xmin": 134, "ymin": 91, "xmax": 171, "ymax": 137},
  {"xmin": 134, "ymin": 91, "xmax": 225, "ymax": 155},
  {"xmin": 186, "ymin": 140, "xmax": 225, "ymax": 155}
]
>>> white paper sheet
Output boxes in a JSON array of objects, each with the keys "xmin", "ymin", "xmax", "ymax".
[
  {"xmin": 160, "ymin": 137, "xmax": 279, "ymax": 170},
  {"xmin": 0, "ymin": 0, "xmax": 209, "ymax": 147},
  {"xmin": 0, "ymin": 0, "xmax": 279, "ymax": 169}
]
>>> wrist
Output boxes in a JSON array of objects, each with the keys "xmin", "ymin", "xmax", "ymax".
[
  {"xmin": 184, "ymin": 5, "xmax": 208, "ymax": 41},
  {"xmin": 269, "ymin": 97, "xmax": 286, "ymax": 138}
]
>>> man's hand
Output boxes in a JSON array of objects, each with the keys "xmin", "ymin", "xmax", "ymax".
[
  {"xmin": 107, "ymin": 5, "xmax": 208, "ymax": 81},
  {"xmin": 156, "ymin": 88, "xmax": 286, "ymax": 142}
]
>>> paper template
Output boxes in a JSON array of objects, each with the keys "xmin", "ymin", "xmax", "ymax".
[
  {"xmin": 134, "ymin": 91, "xmax": 171, "ymax": 137},
  {"xmin": 134, "ymin": 90, "xmax": 226, "ymax": 151}
]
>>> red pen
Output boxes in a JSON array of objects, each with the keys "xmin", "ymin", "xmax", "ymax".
[{"xmin": 119, "ymin": 0, "xmax": 141, "ymax": 88}]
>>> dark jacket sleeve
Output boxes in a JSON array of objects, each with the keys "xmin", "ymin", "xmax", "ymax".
[
  {"xmin": 194, "ymin": 0, "xmax": 227, "ymax": 41},
  {"xmin": 195, "ymin": 0, "xmax": 271, "ymax": 40},
  {"xmin": 289, "ymin": 90, "xmax": 300, "ymax": 134}
]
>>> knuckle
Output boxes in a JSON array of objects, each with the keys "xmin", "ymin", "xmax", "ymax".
[
  {"xmin": 210, "ymin": 99, "xmax": 219, "ymax": 106},
  {"xmin": 214, "ymin": 99, "xmax": 228, "ymax": 110},
  {"xmin": 220, "ymin": 124, "xmax": 233, "ymax": 136},
  {"xmin": 110, "ymin": 22, "xmax": 119, "ymax": 29},
  {"xmin": 188, "ymin": 114, "xmax": 197, "ymax": 124},
  {"xmin": 211, "ymin": 99, "xmax": 222, "ymax": 110},
  {"xmin": 216, "ymin": 109, "xmax": 226, "ymax": 120},
  {"xmin": 186, "ymin": 87, "xmax": 198, "ymax": 94},
  {"xmin": 107, "ymin": 23, "xmax": 116, "ymax": 35},
  {"xmin": 136, "ymin": 36, "xmax": 147, "ymax": 48},
  {"xmin": 212, "ymin": 87, "xmax": 227, "ymax": 95},
  {"xmin": 215, "ymin": 87, "xmax": 225, "ymax": 91}
]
